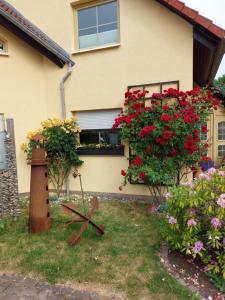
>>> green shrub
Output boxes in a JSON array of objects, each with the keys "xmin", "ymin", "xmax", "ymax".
[{"xmin": 165, "ymin": 168, "xmax": 225, "ymax": 280}]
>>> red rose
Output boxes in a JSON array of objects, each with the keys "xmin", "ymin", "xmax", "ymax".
[
  {"xmin": 132, "ymin": 155, "xmax": 142, "ymax": 166},
  {"xmin": 156, "ymin": 137, "xmax": 166, "ymax": 145},
  {"xmin": 121, "ymin": 169, "xmax": 126, "ymax": 177},
  {"xmin": 201, "ymin": 125, "xmax": 208, "ymax": 134},
  {"xmin": 204, "ymin": 143, "xmax": 209, "ymax": 148},
  {"xmin": 146, "ymin": 146, "xmax": 151, "ymax": 155},
  {"xmin": 139, "ymin": 125, "xmax": 156, "ymax": 138},
  {"xmin": 160, "ymin": 114, "xmax": 171, "ymax": 122},
  {"xmin": 139, "ymin": 172, "xmax": 146, "ymax": 180},
  {"xmin": 162, "ymin": 131, "xmax": 175, "ymax": 140},
  {"xmin": 170, "ymin": 148, "xmax": 177, "ymax": 157},
  {"xmin": 162, "ymin": 105, "xmax": 169, "ymax": 111}
]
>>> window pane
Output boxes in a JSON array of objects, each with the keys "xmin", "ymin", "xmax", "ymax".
[
  {"xmin": 79, "ymin": 31, "xmax": 98, "ymax": 48},
  {"xmin": 79, "ymin": 27, "xmax": 97, "ymax": 37},
  {"xmin": 218, "ymin": 145, "xmax": 225, "ymax": 157},
  {"xmin": 98, "ymin": 28, "xmax": 118, "ymax": 45},
  {"xmin": 98, "ymin": 23, "xmax": 117, "ymax": 32},
  {"xmin": 78, "ymin": 6, "xmax": 96, "ymax": 29},
  {"xmin": 218, "ymin": 122, "xmax": 225, "ymax": 140},
  {"xmin": 80, "ymin": 131, "xmax": 99, "ymax": 144},
  {"xmin": 98, "ymin": 1, "xmax": 117, "ymax": 25}
]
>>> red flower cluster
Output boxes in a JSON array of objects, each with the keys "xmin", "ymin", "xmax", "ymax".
[
  {"xmin": 160, "ymin": 114, "xmax": 171, "ymax": 122},
  {"xmin": 184, "ymin": 132, "xmax": 200, "ymax": 154},
  {"xmin": 162, "ymin": 131, "xmax": 175, "ymax": 140},
  {"xmin": 121, "ymin": 169, "xmax": 126, "ymax": 177},
  {"xmin": 139, "ymin": 125, "xmax": 156, "ymax": 138},
  {"xmin": 139, "ymin": 172, "xmax": 146, "ymax": 180},
  {"xmin": 201, "ymin": 125, "xmax": 208, "ymax": 134},
  {"xmin": 132, "ymin": 155, "xmax": 142, "ymax": 166}
]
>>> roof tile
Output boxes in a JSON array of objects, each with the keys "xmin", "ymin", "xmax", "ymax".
[{"xmin": 158, "ymin": 0, "xmax": 225, "ymax": 39}]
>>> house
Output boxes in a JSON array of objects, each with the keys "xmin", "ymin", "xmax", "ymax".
[{"xmin": 0, "ymin": 0, "xmax": 225, "ymax": 198}]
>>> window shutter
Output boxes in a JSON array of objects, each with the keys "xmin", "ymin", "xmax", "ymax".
[
  {"xmin": 0, "ymin": 131, "xmax": 7, "ymax": 170},
  {"xmin": 76, "ymin": 109, "xmax": 121, "ymax": 130}
]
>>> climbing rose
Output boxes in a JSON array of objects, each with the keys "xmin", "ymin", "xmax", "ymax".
[
  {"xmin": 217, "ymin": 194, "xmax": 225, "ymax": 208},
  {"xmin": 121, "ymin": 169, "xmax": 126, "ymax": 177},
  {"xmin": 162, "ymin": 131, "xmax": 175, "ymax": 140},
  {"xmin": 139, "ymin": 125, "xmax": 156, "ymax": 138},
  {"xmin": 168, "ymin": 216, "xmax": 177, "ymax": 225},
  {"xmin": 160, "ymin": 114, "xmax": 171, "ymax": 122},
  {"xmin": 193, "ymin": 241, "xmax": 203, "ymax": 253},
  {"xmin": 139, "ymin": 172, "xmax": 146, "ymax": 180},
  {"xmin": 162, "ymin": 105, "xmax": 169, "ymax": 111},
  {"xmin": 201, "ymin": 125, "xmax": 208, "ymax": 133},
  {"xmin": 187, "ymin": 219, "xmax": 197, "ymax": 227},
  {"xmin": 211, "ymin": 218, "xmax": 221, "ymax": 228},
  {"xmin": 132, "ymin": 155, "xmax": 142, "ymax": 166}
]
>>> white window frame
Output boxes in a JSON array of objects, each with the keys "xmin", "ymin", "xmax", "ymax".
[
  {"xmin": 218, "ymin": 145, "xmax": 225, "ymax": 157},
  {"xmin": 76, "ymin": 0, "xmax": 119, "ymax": 50},
  {"xmin": 218, "ymin": 121, "xmax": 225, "ymax": 141}
]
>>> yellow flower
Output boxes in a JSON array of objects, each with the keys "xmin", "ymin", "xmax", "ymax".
[
  {"xmin": 20, "ymin": 143, "xmax": 28, "ymax": 151},
  {"xmin": 41, "ymin": 118, "xmax": 63, "ymax": 129},
  {"xmin": 26, "ymin": 130, "xmax": 41, "ymax": 140}
]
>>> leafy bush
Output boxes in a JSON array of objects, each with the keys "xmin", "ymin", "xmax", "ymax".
[
  {"xmin": 21, "ymin": 118, "xmax": 83, "ymax": 197},
  {"xmin": 165, "ymin": 168, "xmax": 225, "ymax": 280},
  {"xmin": 113, "ymin": 87, "xmax": 220, "ymax": 196}
]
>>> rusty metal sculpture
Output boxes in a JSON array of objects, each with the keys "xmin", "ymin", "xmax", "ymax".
[
  {"xmin": 29, "ymin": 134, "xmax": 51, "ymax": 233},
  {"xmin": 61, "ymin": 197, "xmax": 104, "ymax": 246}
]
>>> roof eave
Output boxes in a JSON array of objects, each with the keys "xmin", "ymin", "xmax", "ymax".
[{"xmin": 0, "ymin": 9, "xmax": 75, "ymax": 67}]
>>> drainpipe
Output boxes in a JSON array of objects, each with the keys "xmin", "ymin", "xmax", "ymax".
[{"xmin": 60, "ymin": 62, "xmax": 74, "ymax": 197}]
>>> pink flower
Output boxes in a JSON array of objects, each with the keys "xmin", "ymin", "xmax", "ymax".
[
  {"xmin": 217, "ymin": 194, "xmax": 225, "ymax": 208},
  {"xmin": 198, "ymin": 173, "xmax": 211, "ymax": 181},
  {"xmin": 207, "ymin": 167, "xmax": 217, "ymax": 175},
  {"xmin": 223, "ymin": 237, "xmax": 225, "ymax": 246},
  {"xmin": 193, "ymin": 241, "xmax": 203, "ymax": 253},
  {"xmin": 187, "ymin": 219, "xmax": 197, "ymax": 226},
  {"xmin": 211, "ymin": 217, "xmax": 221, "ymax": 228},
  {"xmin": 168, "ymin": 216, "xmax": 177, "ymax": 225},
  {"xmin": 218, "ymin": 171, "xmax": 225, "ymax": 176}
]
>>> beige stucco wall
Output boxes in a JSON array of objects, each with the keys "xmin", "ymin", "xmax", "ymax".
[
  {"xmin": 1, "ymin": 0, "xmax": 195, "ymax": 195},
  {"xmin": 0, "ymin": 25, "xmax": 48, "ymax": 193}
]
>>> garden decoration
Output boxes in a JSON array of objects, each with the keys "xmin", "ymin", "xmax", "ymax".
[
  {"xmin": 29, "ymin": 134, "xmax": 51, "ymax": 233},
  {"xmin": 61, "ymin": 197, "xmax": 104, "ymax": 246}
]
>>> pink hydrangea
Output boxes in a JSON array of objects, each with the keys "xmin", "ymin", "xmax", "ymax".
[
  {"xmin": 207, "ymin": 167, "xmax": 217, "ymax": 175},
  {"xmin": 198, "ymin": 173, "xmax": 211, "ymax": 180},
  {"xmin": 211, "ymin": 217, "xmax": 221, "ymax": 228},
  {"xmin": 168, "ymin": 216, "xmax": 177, "ymax": 225},
  {"xmin": 217, "ymin": 194, "xmax": 225, "ymax": 208},
  {"xmin": 218, "ymin": 171, "xmax": 225, "ymax": 176},
  {"xmin": 193, "ymin": 241, "xmax": 203, "ymax": 253},
  {"xmin": 187, "ymin": 219, "xmax": 197, "ymax": 226}
]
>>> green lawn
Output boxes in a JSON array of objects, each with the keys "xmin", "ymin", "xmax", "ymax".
[{"xmin": 0, "ymin": 198, "xmax": 195, "ymax": 300}]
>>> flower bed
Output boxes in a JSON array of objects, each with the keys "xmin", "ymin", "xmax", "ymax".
[{"xmin": 165, "ymin": 168, "xmax": 225, "ymax": 288}]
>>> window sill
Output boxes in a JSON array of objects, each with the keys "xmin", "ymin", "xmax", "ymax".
[
  {"xmin": 71, "ymin": 43, "xmax": 120, "ymax": 55},
  {"xmin": 77, "ymin": 146, "xmax": 124, "ymax": 156},
  {"xmin": 0, "ymin": 53, "xmax": 9, "ymax": 57}
]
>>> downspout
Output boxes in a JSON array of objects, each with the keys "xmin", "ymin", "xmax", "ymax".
[{"xmin": 60, "ymin": 62, "xmax": 74, "ymax": 197}]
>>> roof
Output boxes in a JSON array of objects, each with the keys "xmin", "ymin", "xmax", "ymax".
[
  {"xmin": 156, "ymin": 0, "xmax": 225, "ymax": 85},
  {"xmin": 0, "ymin": 0, "xmax": 74, "ymax": 67},
  {"xmin": 156, "ymin": 0, "xmax": 225, "ymax": 39}
]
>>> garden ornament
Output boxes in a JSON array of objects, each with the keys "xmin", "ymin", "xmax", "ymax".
[
  {"xmin": 61, "ymin": 197, "xmax": 104, "ymax": 246},
  {"xmin": 29, "ymin": 134, "xmax": 51, "ymax": 233}
]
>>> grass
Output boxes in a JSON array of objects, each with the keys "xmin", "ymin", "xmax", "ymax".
[{"xmin": 0, "ymin": 198, "xmax": 195, "ymax": 300}]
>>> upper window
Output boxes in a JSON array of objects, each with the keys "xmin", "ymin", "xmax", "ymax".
[
  {"xmin": 0, "ymin": 39, "xmax": 7, "ymax": 54},
  {"xmin": 218, "ymin": 121, "xmax": 225, "ymax": 141},
  {"xmin": 77, "ymin": 1, "xmax": 119, "ymax": 49}
]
